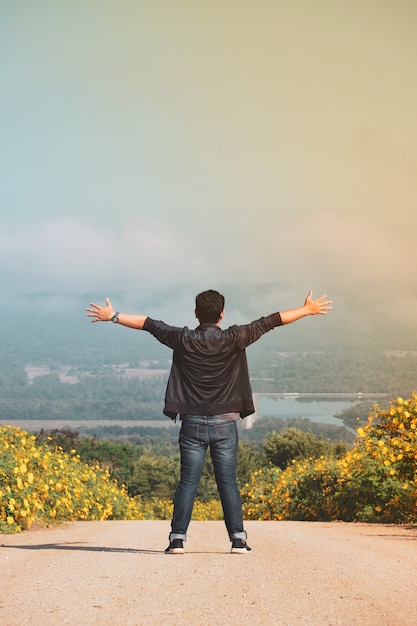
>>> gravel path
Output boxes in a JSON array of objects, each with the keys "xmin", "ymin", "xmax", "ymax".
[{"xmin": 1, "ymin": 520, "xmax": 416, "ymax": 625}]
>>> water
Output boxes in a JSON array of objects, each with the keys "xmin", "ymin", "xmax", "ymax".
[{"xmin": 257, "ymin": 396, "xmax": 359, "ymax": 427}]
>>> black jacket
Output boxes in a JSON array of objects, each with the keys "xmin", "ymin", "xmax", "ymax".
[{"xmin": 143, "ymin": 313, "xmax": 282, "ymax": 419}]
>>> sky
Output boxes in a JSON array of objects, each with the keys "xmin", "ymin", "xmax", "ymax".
[{"xmin": 1, "ymin": 1, "xmax": 417, "ymax": 335}]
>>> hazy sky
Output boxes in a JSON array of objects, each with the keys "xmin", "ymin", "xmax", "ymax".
[{"xmin": 1, "ymin": 1, "xmax": 416, "ymax": 329}]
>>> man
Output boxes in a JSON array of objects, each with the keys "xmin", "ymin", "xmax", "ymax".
[{"xmin": 86, "ymin": 289, "xmax": 332, "ymax": 554}]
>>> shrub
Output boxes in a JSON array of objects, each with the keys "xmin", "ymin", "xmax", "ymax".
[
  {"xmin": 135, "ymin": 498, "xmax": 223, "ymax": 521},
  {"xmin": 242, "ymin": 459, "xmax": 339, "ymax": 521},
  {"xmin": 0, "ymin": 425, "xmax": 225, "ymax": 533},
  {"xmin": 333, "ymin": 394, "xmax": 417, "ymax": 522},
  {"xmin": 243, "ymin": 394, "xmax": 417, "ymax": 523},
  {"xmin": 0, "ymin": 426, "xmax": 143, "ymax": 533},
  {"xmin": 263, "ymin": 427, "xmax": 347, "ymax": 469}
]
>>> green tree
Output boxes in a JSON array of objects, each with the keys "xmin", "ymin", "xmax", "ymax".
[
  {"xmin": 129, "ymin": 454, "xmax": 179, "ymax": 499},
  {"xmin": 263, "ymin": 427, "xmax": 345, "ymax": 469},
  {"xmin": 36, "ymin": 429, "xmax": 142, "ymax": 490},
  {"xmin": 237, "ymin": 441, "xmax": 265, "ymax": 487}
]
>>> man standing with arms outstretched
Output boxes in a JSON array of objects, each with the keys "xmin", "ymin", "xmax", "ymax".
[{"xmin": 87, "ymin": 289, "xmax": 332, "ymax": 554}]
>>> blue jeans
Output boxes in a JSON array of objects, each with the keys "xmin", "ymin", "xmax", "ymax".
[{"xmin": 169, "ymin": 416, "xmax": 247, "ymax": 542}]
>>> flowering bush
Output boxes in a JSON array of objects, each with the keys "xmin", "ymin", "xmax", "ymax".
[
  {"xmin": 3, "ymin": 393, "xmax": 416, "ymax": 533},
  {"xmin": 242, "ymin": 394, "xmax": 417, "ymax": 523},
  {"xmin": 334, "ymin": 394, "xmax": 417, "ymax": 522},
  {"xmin": 241, "ymin": 459, "xmax": 339, "ymax": 521},
  {"xmin": 0, "ymin": 425, "xmax": 224, "ymax": 533},
  {"xmin": 191, "ymin": 499, "xmax": 223, "ymax": 520},
  {"xmin": 135, "ymin": 498, "xmax": 223, "ymax": 521},
  {"xmin": 0, "ymin": 426, "xmax": 144, "ymax": 533}
]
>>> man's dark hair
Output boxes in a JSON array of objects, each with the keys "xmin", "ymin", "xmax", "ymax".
[{"xmin": 195, "ymin": 289, "xmax": 225, "ymax": 323}]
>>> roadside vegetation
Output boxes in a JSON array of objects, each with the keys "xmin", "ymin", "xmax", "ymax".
[{"xmin": 1, "ymin": 393, "xmax": 416, "ymax": 533}]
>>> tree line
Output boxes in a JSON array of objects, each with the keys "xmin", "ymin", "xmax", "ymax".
[{"xmin": 1, "ymin": 348, "xmax": 415, "ymax": 424}]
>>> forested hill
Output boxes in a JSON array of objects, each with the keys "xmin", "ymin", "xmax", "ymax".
[{"xmin": 1, "ymin": 288, "xmax": 416, "ymax": 430}]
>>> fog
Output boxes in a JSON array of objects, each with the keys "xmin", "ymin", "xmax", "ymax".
[{"xmin": 1, "ymin": 2, "xmax": 416, "ymax": 351}]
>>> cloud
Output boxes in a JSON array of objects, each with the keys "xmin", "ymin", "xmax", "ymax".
[
  {"xmin": 1, "ymin": 211, "xmax": 415, "ymax": 307},
  {"xmin": 0, "ymin": 216, "xmax": 216, "ymax": 294},
  {"xmin": 1, "ymin": 212, "xmax": 416, "ymax": 348}
]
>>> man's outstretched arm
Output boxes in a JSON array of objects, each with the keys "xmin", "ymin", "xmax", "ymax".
[
  {"xmin": 279, "ymin": 291, "xmax": 332, "ymax": 325},
  {"xmin": 86, "ymin": 297, "xmax": 147, "ymax": 329}
]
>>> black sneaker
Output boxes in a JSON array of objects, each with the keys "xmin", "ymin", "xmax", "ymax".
[
  {"xmin": 164, "ymin": 539, "xmax": 184, "ymax": 554},
  {"xmin": 231, "ymin": 539, "xmax": 252, "ymax": 554}
]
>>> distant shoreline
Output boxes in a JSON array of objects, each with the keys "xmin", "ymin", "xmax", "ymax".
[{"xmin": 1, "ymin": 393, "xmax": 389, "ymax": 433}]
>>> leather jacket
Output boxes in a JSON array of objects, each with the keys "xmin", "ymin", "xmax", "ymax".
[{"xmin": 143, "ymin": 313, "xmax": 282, "ymax": 419}]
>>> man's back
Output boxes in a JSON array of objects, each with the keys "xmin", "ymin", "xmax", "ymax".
[{"xmin": 143, "ymin": 316, "xmax": 279, "ymax": 419}]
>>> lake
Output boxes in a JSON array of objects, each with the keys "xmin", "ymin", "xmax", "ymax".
[{"xmin": 252, "ymin": 394, "xmax": 378, "ymax": 429}]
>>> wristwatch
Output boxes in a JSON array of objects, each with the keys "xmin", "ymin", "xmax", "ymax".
[{"xmin": 111, "ymin": 312, "xmax": 120, "ymax": 324}]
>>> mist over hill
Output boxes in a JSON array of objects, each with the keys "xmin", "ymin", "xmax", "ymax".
[{"xmin": 5, "ymin": 283, "xmax": 416, "ymax": 362}]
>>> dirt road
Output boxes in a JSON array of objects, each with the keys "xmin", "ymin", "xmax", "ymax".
[{"xmin": 1, "ymin": 520, "xmax": 416, "ymax": 625}]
